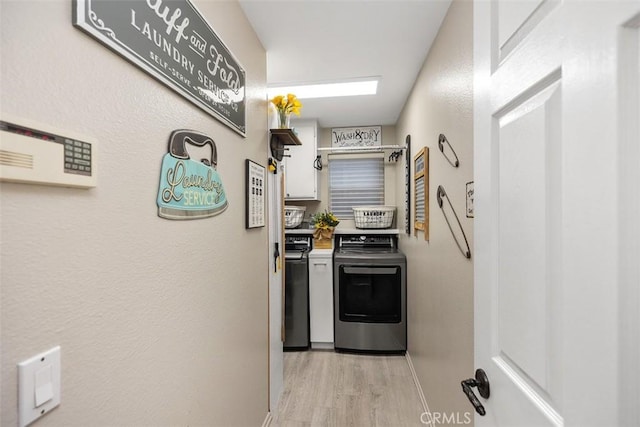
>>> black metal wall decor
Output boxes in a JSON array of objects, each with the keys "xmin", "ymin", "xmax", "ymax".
[
  {"xmin": 438, "ymin": 133, "xmax": 460, "ymax": 167},
  {"xmin": 437, "ymin": 185, "xmax": 471, "ymax": 258},
  {"xmin": 405, "ymin": 135, "xmax": 411, "ymax": 235},
  {"xmin": 73, "ymin": 0, "xmax": 247, "ymax": 136}
]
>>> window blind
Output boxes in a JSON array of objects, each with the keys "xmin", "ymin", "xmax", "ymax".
[{"xmin": 329, "ymin": 157, "xmax": 385, "ymax": 219}]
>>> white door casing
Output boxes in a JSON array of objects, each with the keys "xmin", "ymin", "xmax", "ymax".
[
  {"xmin": 474, "ymin": 1, "xmax": 640, "ymax": 426},
  {"xmin": 268, "ymin": 155, "xmax": 284, "ymax": 413},
  {"xmin": 618, "ymin": 11, "xmax": 640, "ymax": 427}
]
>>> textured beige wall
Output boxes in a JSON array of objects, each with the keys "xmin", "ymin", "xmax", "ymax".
[
  {"xmin": 395, "ymin": 0, "xmax": 475, "ymax": 422},
  {"xmin": 0, "ymin": 1, "xmax": 269, "ymax": 425}
]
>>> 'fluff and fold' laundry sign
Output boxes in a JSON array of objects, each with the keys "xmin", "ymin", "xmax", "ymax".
[
  {"xmin": 73, "ymin": 0, "xmax": 247, "ymax": 136},
  {"xmin": 157, "ymin": 130, "xmax": 228, "ymax": 220}
]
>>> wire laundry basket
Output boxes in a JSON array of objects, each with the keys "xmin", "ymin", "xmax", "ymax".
[
  {"xmin": 352, "ymin": 206, "xmax": 395, "ymax": 229},
  {"xmin": 284, "ymin": 206, "xmax": 306, "ymax": 228}
]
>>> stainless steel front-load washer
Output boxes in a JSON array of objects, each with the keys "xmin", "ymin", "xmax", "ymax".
[{"xmin": 333, "ymin": 235, "xmax": 407, "ymax": 353}]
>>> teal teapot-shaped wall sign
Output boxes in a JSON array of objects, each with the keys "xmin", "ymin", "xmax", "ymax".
[{"xmin": 157, "ymin": 130, "xmax": 228, "ymax": 220}]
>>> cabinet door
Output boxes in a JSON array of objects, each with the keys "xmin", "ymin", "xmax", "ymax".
[
  {"xmin": 308, "ymin": 254, "xmax": 333, "ymax": 344},
  {"xmin": 285, "ymin": 123, "xmax": 318, "ymax": 200}
]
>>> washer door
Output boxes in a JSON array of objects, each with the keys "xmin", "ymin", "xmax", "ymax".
[{"xmin": 338, "ymin": 265, "xmax": 402, "ymax": 323}]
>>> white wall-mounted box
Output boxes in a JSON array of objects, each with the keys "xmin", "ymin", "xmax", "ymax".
[{"xmin": 0, "ymin": 116, "xmax": 97, "ymax": 188}]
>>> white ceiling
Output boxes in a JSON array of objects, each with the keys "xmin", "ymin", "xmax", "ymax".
[{"xmin": 239, "ymin": 0, "xmax": 452, "ymax": 129}]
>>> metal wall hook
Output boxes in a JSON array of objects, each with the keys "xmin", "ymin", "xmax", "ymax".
[
  {"xmin": 388, "ymin": 150, "xmax": 403, "ymax": 162},
  {"xmin": 438, "ymin": 133, "xmax": 460, "ymax": 168},
  {"xmin": 437, "ymin": 185, "xmax": 471, "ymax": 258}
]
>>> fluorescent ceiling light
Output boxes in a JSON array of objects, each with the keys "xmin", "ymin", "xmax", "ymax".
[{"xmin": 267, "ymin": 80, "xmax": 378, "ymax": 99}]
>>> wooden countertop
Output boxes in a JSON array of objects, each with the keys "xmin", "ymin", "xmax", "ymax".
[{"xmin": 284, "ymin": 228, "xmax": 400, "ymax": 235}]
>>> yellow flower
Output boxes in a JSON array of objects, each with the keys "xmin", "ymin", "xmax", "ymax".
[
  {"xmin": 270, "ymin": 93, "xmax": 303, "ymax": 116},
  {"xmin": 311, "ymin": 210, "xmax": 340, "ymax": 229},
  {"xmin": 271, "ymin": 95, "xmax": 283, "ymax": 106}
]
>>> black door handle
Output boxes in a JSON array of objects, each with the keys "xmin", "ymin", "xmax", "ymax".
[{"xmin": 461, "ymin": 369, "xmax": 490, "ymax": 416}]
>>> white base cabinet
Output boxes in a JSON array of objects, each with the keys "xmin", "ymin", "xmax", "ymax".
[{"xmin": 308, "ymin": 249, "xmax": 333, "ymax": 347}]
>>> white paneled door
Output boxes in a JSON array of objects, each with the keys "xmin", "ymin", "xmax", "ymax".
[{"xmin": 474, "ymin": 1, "xmax": 639, "ymax": 426}]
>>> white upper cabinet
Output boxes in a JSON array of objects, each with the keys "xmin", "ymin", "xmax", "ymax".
[{"xmin": 284, "ymin": 119, "xmax": 319, "ymax": 200}]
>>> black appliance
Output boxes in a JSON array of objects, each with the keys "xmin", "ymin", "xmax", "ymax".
[
  {"xmin": 333, "ymin": 235, "xmax": 407, "ymax": 353},
  {"xmin": 284, "ymin": 235, "xmax": 311, "ymax": 350}
]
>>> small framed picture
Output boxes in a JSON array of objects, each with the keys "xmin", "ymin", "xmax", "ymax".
[
  {"xmin": 246, "ymin": 159, "xmax": 266, "ymax": 228},
  {"xmin": 466, "ymin": 181, "xmax": 474, "ymax": 218}
]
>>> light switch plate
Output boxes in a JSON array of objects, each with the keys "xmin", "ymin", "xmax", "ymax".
[{"xmin": 18, "ymin": 346, "xmax": 61, "ymax": 427}]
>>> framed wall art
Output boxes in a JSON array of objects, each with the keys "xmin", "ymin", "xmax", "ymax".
[
  {"xmin": 246, "ymin": 159, "xmax": 265, "ymax": 228},
  {"xmin": 414, "ymin": 147, "xmax": 429, "ymax": 240}
]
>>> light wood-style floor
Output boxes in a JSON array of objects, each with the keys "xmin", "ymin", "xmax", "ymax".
[{"xmin": 272, "ymin": 350, "xmax": 426, "ymax": 427}]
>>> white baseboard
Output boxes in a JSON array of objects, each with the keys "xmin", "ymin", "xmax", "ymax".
[
  {"xmin": 310, "ymin": 342, "xmax": 334, "ymax": 350},
  {"xmin": 261, "ymin": 411, "xmax": 272, "ymax": 427},
  {"xmin": 405, "ymin": 351, "xmax": 433, "ymax": 427}
]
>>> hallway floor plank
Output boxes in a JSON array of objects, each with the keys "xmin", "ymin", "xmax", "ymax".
[{"xmin": 272, "ymin": 351, "xmax": 425, "ymax": 427}]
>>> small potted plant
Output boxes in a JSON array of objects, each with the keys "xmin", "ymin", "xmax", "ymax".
[{"xmin": 310, "ymin": 210, "xmax": 339, "ymax": 249}]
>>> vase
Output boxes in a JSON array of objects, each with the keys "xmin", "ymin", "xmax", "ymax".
[{"xmin": 278, "ymin": 110, "xmax": 291, "ymax": 129}]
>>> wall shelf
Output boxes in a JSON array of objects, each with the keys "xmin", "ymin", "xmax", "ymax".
[
  {"xmin": 317, "ymin": 145, "xmax": 407, "ymax": 154},
  {"xmin": 270, "ymin": 128, "xmax": 302, "ymax": 161}
]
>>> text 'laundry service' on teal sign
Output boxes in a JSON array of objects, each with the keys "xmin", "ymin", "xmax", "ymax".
[{"xmin": 157, "ymin": 130, "xmax": 228, "ymax": 220}]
